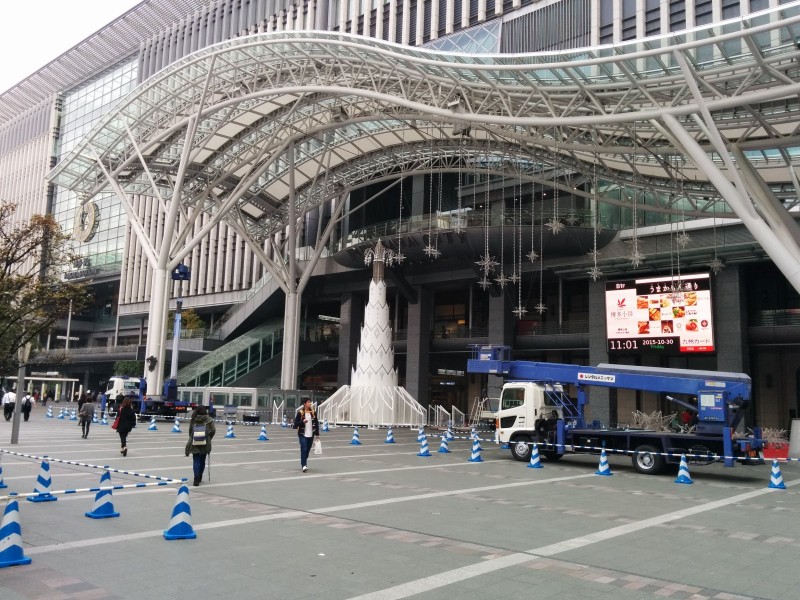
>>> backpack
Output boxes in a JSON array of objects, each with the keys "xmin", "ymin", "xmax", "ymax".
[
  {"xmin": 192, "ymin": 423, "xmax": 208, "ymax": 446},
  {"xmin": 22, "ymin": 396, "xmax": 32, "ymax": 409}
]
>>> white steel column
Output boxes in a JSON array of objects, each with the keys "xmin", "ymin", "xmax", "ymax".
[{"xmin": 281, "ymin": 141, "xmax": 300, "ymax": 390}]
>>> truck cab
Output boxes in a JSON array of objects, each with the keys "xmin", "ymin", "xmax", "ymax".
[{"xmin": 498, "ymin": 382, "xmax": 566, "ymax": 460}]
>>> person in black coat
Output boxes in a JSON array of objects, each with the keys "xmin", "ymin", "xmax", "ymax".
[
  {"xmin": 115, "ymin": 397, "xmax": 137, "ymax": 457},
  {"xmin": 292, "ymin": 398, "xmax": 319, "ymax": 473}
]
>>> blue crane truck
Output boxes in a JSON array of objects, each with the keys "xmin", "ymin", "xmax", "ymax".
[{"xmin": 467, "ymin": 345, "xmax": 764, "ymax": 474}]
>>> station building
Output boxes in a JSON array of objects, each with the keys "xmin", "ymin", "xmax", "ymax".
[{"xmin": 2, "ymin": 0, "xmax": 800, "ymax": 429}]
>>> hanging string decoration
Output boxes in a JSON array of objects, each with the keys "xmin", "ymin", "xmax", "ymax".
[
  {"xmin": 535, "ymin": 190, "xmax": 547, "ymax": 314},
  {"xmin": 546, "ymin": 133, "xmax": 565, "ymax": 234},
  {"xmin": 454, "ymin": 134, "xmax": 465, "ymax": 235},
  {"xmin": 629, "ymin": 122, "xmax": 644, "ymax": 268},
  {"xmin": 708, "ymin": 202, "xmax": 725, "ymax": 274},
  {"xmin": 476, "ymin": 148, "xmax": 497, "ymax": 290},
  {"xmin": 587, "ymin": 139, "xmax": 603, "ymax": 281},
  {"xmin": 423, "ymin": 130, "xmax": 440, "ymax": 258},
  {"xmin": 495, "ymin": 158, "xmax": 509, "ymax": 289},
  {"xmin": 527, "ymin": 159, "xmax": 539, "ymax": 262}
]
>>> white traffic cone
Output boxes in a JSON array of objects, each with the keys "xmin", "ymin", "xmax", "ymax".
[
  {"xmin": 69, "ymin": 409, "xmax": 78, "ymax": 421},
  {"xmin": 225, "ymin": 423, "xmax": 236, "ymax": 438},
  {"xmin": 27, "ymin": 457, "xmax": 57, "ymax": 503},
  {"xmin": 595, "ymin": 447, "xmax": 612, "ymax": 476},
  {"xmin": 100, "ymin": 413, "xmax": 108, "ymax": 425},
  {"xmin": 85, "ymin": 470, "xmax": 120, "ymax": 519},
  {"xmin": 0, "ymin": 498, "xmax": 32, "ymax": 567},
  {"xmin": 467, "ymin": 438, "xmax": 484, "ymax": 463},
  {"xmin": 384, "ymin": 427, "xmax": 395, "ymax": 444},
  {"xmin": 438, "ymin": 436, "xmax": 451, "ymax": 453},
  {"xmin": 674, "ymin": 454, "xmax": 693, "ymax": 484},
  {"xmin": 350, "ymin": 426, "xmax": 362, "ymax": 445},
  {"xmin": 417, "ymin": 435, "xmax": 432, "ymax": 457},
  {"xmin": 257, "ymin": 424, "xmax": 269, "ymax": 441},
  {"xmin": 417, "ymin": 426, "xmax": 425, "ymax": 443},
  {"xmin": 171, "ymin": 418, "xmax": 181, "ymax": 433},
  {"xmin": 163, "ymin": 485, "xmax": 196, "ymax": 540},
  {"xmin": 58, "ymin": 408, "xmax": 65, "ymax": 419},
  {"xmin": 769, "ymin": 459, "xmax": 786, "ymax": 489},
  {"xmin": 92, "ymin": 411, "xmax": 98, "ymax": 424},
  {"xmin": 446, "ymin": 425, "xmax": 455, "ymax": 442},
  {"xmin": 148, "ymin": 416, "xmax": 158, "ymax": 431},
  {"xmin": 46, "ymin": 407, "xmax": 53, "ymax": 418},
  {"xmin": 527, "ymin": 443, "xmax": 543, "ymax": 469}
]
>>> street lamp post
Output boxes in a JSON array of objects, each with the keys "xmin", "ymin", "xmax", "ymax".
[{"xmin": 163, "ymin": 264, "xmax": 191, "ymax": 401}]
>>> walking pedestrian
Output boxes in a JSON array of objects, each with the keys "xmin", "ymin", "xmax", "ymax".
[
  {"xmin": 114, "ymin": 397, "xmax": 137, "ymax": 456},
  {"xmin": 293, "ymin": 398, "xmax": 319, "ymax": 473},
  {"xmin": 2, "ymin": 388, "xmax": 16, "ymax": 421},
  {"xmin": 185, "ymin": 406, "xmax": 216, "ymax": 486},
  {"xmin": 98, "ymin": 390, "xmax": 108, "ymax": 419},
  {"xmin": 21, "ymin": 391, "xmax": 33, "ymax": 422},
  {"xmin": 79, "ymin": 397, "xmax": 96, "ymax": 439}
]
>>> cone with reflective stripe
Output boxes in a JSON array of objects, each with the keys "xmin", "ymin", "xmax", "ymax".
[
  {"xmin": 163, "ymin": 485, "xmax": 196, "ymax": 540},
  {"xmin": 27, "ymin": 458, "xmax": 57, "ymax": 502},
  {"xmin": 674, "ymin": 454, "xmax": 693, "ymax": 484},
  {"xmin": 470, "ymin": 427, "xmax": 478, "ymax": 441},
  {"xmin": 438, "ymin": 435, "xmax": 450, "ymax": 453},
  {"xmin": 281, "ymin": 414, "xmax": 288, "ymax": 428},
  {"xmin": 257, "ymin": 424, "xmax": 269, "ymax": 441},
  {"xmin": 467, "ymin": 438, "xmax": 484, "ymax": 463},
  {"xmin": 69, "ymin": 409, "xmax": 78, "ymax": 421},
  {"xmin": 100, "ymin": 413, "xmax": 108, "ymax": 425},
  {"xmin": 0, "ymin": 457, "xmax": 7, "ymax": 489},
  {"xmin": 528, "ymin": 443, "xmax": 543, "ymax": 469},
  {"xmin": 769, "ymin": 459, "xmax": 786, "ymax": 489},
  {"xmin": 446, "ymin": 425, "xmax": 454, "ymax": 442},
  {"xmin": 92, "ymin": 411, "xmax": 98, "ymax": 424},
  {"xmin": 148, "ymin": 416, "xmax": 157, "ymax": 431},
  {"xmin": 322, "ymin": 418, "xmax": 329, "ymax": 432},
  {"xmin": 0, "ymin": 499, "xmax": 32, "ymax": 568},
  {"xmin": 225, "ymin": 423, "xmax": 236, "ymax": 438},
  {"xmin": 85, "ymin": 470, "xmax": 119, "ymax": 519},
  {"xmin": 417, "ymin": 426, "xmax": 425, "ymax": 443},
  {"xmin": 417, "ymin": 435, "xmax": 432, "ymax": 457},
  {"xmin": 46, "ymin": 407, "xmax": 53, "ymax": 418},
  {"xmin": 384, "ymin": 427, "xmax": 395, "ymax": 444},
  {"xmin": 350, "ymin": 426, "xmax": 362, "ymax": 445},
  {"xmin": 595, "ymin": 447, "xmax": 612, "ymax": 476},
  {"xmin": 58, "ymin": 408, "xmax": 65, "ymax": 419},
  {"xmin": 171, "ymin": 418, "xmax": 181, "ymax": 433}
]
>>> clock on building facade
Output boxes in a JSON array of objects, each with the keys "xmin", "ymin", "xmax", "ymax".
[{"xmin": 73, "ymin": 201, "xmax": 99, "ymax": 243}]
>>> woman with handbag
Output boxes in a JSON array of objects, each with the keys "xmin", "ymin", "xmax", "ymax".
[
  {"xmin": 113, "ymin": 397, "xmax": 137, "ymax": 456},
  {"xmin": 292, "ymin": 398, "xmax": 319, "ymax": 473},
  {"xmin": 185, "ymin": 406, "xmax": 215, "ymax": 486}
]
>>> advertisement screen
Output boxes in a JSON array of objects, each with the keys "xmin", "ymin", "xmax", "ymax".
[{"xmin": 605, "ymin": 273, "xmax": 715, "ymax": 354}]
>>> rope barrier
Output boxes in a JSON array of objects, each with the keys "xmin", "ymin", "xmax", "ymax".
[{"xmin": 0, "ymin": 480, "xmax": 178, "ymax": 503}]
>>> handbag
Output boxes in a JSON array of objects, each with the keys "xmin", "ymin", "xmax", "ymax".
[
  {"xmin": 111, "ymin": 414, "xmax": 120, "ymax": 430},
  {"xmin": 313, "ymin": 438, "xmax": 322, "ymax": 455}
]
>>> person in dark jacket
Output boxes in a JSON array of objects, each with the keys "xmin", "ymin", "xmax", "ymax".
[
  {"xmin": 79, "ymin": 398, "xmax": 96, "ymax": 438},
  {"xmin": 116, "ymin": 397, "xmax": 137, "ymax": 456},
  {"xmin": 185, "ymin": 406, "xmax": 216, "ymax": 486},
  {"xmin": 293, "ymin": 398, "xmax": 319, "ymax": 473}
]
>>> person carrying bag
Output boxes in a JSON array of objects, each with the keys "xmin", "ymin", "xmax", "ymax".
[{"xmin": 185, "ymin": 406, "xmax": 215, "ymax": 486}]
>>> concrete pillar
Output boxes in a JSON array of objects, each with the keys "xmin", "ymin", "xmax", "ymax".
[
  {"xmin": 713, "ymin": 265, "xmax": 749, "ymax": 374},
  {"xmin": 487, "ymin": 291, "xmax": 514, "ymax": 398},
  {"xmin": 144, "ymin": 267, "xmax": 170, "ymax": 399},
  {"xmin": 338, "ymin": 293, "xmax": 363, "ymax": 386},
  {"xmin": 411, "ymin": 174, "xmax": 425, "ymax": 218},
  {"xmin": 406, "ymin": 286, "xmax": 432, "ymax": 407},
  {"xmin": 588, "ymin": 278, "xmax": 612, "ymax": 425}
]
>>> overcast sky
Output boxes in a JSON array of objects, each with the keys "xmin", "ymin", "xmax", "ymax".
[{"xmin": 0, "ymin": 0, "xmax": 144, "ymax": 94}]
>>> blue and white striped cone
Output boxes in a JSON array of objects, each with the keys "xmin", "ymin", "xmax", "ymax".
[
  {"xmin": 470, "ymin": 427, "xmax": 478, "ymax": 441},
  {"xmin": 85, "ymin": 470, "xmax": 120, "ymax": 519},
  {"xmin": 322, "ymin": 418, "xmax": 329, "ymax": 432},
  {"xmin": 281, "ymin": 414, "xmax": 288, "ymax": 428},
  {"xmin": 46, "ymin": 407, "xmax": 53, "ymax": 418},
  {"xmin": 58, "ymin": 408, "xmax": 65, "ymax": 419},
  {"xmin": 100, "ymin": 413, "xmax": 108, "ymax": 425},
  {"xmin": 147, "ymin": 416, "xmax": 158, "ymax": 431},
  {"xmin": 92, "ymin": 411, "xmax": 98, "ymax": 424},
  {"xmin": 417, "ymin": 426, "xmax": 425, "ymax": 443},
  {"xmin": 438, "ymin": 436, "xmax": 451, "ymax": 453},
  {"xmin": 446, "ymin": 426, "xmax": 455, "ymax": 442},
  {"xmin": 0, "ymin": 499, "xmax": 32, "ymax": 567},
  {"xmin": 0, "ymin": 457, "xmax": 7, "ymax": 489},
  {"xmin": 528, "ymin": 443, "xmax": 543, "ymax": 469},
  {"xmin": 350, "ymin": 426, "xmax": 362, "ymax": 445},
  {"xmin": 163, "ymin": 485, "xmax": 196, "ymax": 540},
  {"xmin": 595, "ymin": 448, "xmax": 613, "ymax": 476},
  {"xmin": 257, "ymin": 424, "xmax": 269, "ymax": 441},
  {"xmin": 384, "ymin": 427, "xmax": 395, "ymax": 444},
  {"xmin": 27, "ymin": 458, "xmax": 57, "ymax": 503},
  {"xmin": 69, "ymin": 409, "xmax": 77, "ymax": 421},
  {"xmin": 674, "ymin": 454, "xmax": 693, "ymax": 484},
  {"xmin": 417, "ymin": 435, "xmax": 432, "ymax": 457},
  {"xmin": 467, "ymin": 438, "xmax": 484, "ymax": 462},
  {"xmin": 225, "ymin": 423, "xmax": 236, "ymax": 438},
  {"xmin": 769, "ymin": 459, "xmax": 787, "ymax": 489},
  {"xmin": 171, "ymin": 418, "xmax": 181, "ymax": 433}
]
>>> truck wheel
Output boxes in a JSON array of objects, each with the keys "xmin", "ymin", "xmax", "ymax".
[
  {"xmin": 510, "ymin": 437, "xmax": 532, "ymax": 462},
  {"xmin": 632, "ymin": 445, "xmax": 665, "ymax": 475}
]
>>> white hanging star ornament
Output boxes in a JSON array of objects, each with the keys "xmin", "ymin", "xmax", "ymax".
[
  {"xmin": 513, "ymin": 305, "xmax": 528, "ymax": 319},
  {"xmin": 546, "ymin": 218, "xmax": 565, "ymax": 234},
  {"xmin": 476, "ymin": 254, "xmax": 498, "ymax": 273},
  {"xmin": 564, "ymin": 213, "xmax": 580, "ymax": 226},
  {"xmin": 526, "ymin": 249, "xmax": 539, "ymax": 262},
  {"xmin": 393, "ymin": 251, "xmax": 406, "ymax": 265},
  {"xmin": 495, "ymin": 273, "xmax": 510, "ymax": 288},
  {"xmin": 423, "ymin": 244, "xmax": 441, "ymax": 258},
  {"xmin": 535, "ymin": 302, "xmax": 547, "ymax": 314},
  {"xmin": 708, "ymin": 256, "xmax": 725, "ymax": 274},
  {"xmin": 587, "ymin": 266, "xmax": 603, "ymax": 281},
  {"xmin": 508, "ymin": 272, "xmax": 520, "ymax": 284},
  {"xmin": 477, "ymin": 277, "xmax": 492, "ymax": 291},
  {"xmin": 629, "ymin": 249, "xmax": 645, "ymax": 268},
  {"xmin": 676, "ymin": 231, "xmax": 691, "ymax": 249}
]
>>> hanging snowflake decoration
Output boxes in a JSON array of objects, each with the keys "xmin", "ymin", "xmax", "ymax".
[
  {"xmin": 676, "ymin": 231, "xmax": 691, "ymax": 249},
  {"xmin": 476, "ymin": 254, "xmax": 498, "ymax": 273},
  {"xmin": 423, "ymin": 244, "xmax": 441, "ymax": 258},
  {"xmin": 564, "ymin": 213, "xmax": 580, "ymax": 226},
  {"xmin": 587, "ymin": 266, "xmax": 603, "ymax": 281},
  {"xmin": 708, "ymin": 257, "xmax": 725, "ymax": 275},
  {"xmin": 526, "ymin": 249, "xmax": 539, "ymax": 262},
  {"xmin": 508, "ymin": 272, "xmax": 520, "ymax": 284},
  {"xmin": 534, "ymin": 302, "xmax": 547, "ymax": 314},
  {"xmin": 629, "ymin": 249, "xmax": 645, "ymax": 268},
  {"xmin": 393, "ymin": 251, "xmax": 406, "ymax": 265},
  {"xmin": 495, "ymin": 273, "xmax": 510, "ymax": 288},
  {"xmin": 477, "ymin": 277, "xmax": 492, "ymax": 291},
  {"xmin": 513, "ymin": 305, "xmax": 528, "ymax": 319},
  {"xmin": 546, "ymin": 217, "xmax": 565, "ymax": 234}
]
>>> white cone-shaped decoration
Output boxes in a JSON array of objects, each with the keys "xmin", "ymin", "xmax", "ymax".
[{"xmin": 318, "ymin": 242, "xmax": 425, "ymax": 428}]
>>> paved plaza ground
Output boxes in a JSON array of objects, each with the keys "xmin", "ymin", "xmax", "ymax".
[{"xmin": 0, "ymin": 412, "xmax": 797, "ymax": 599}]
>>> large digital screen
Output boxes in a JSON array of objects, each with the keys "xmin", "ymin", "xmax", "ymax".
[{"xmin": 605, "ymin": 273, "xmax": 715, "ymax": 354}]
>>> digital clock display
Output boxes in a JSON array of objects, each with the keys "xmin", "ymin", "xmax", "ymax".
[{"xmin": 605, "ymin": 273, "xmax": 715, "ymax": 354}]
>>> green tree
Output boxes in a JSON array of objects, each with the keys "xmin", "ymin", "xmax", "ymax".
[
  {"xmin": 168, "ymin": 307, "xmax": 205, "ymax": 334},
  {"xmin": 0, "ymin": 203, "xmax": 89, "ymax": 376},
  {"xmin": 112, "ymin": 360, "xmax": 144, "ymax": 377}
]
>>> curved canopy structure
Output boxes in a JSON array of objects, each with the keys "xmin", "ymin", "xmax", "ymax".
[{"xmin": 49, "ymin": 3, "xmax": 800, "ymax": 396}]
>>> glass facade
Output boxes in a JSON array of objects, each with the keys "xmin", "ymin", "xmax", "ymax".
[{"xmin": 53, "ymin": 59, "xmax": 138, "ymax": 279}]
